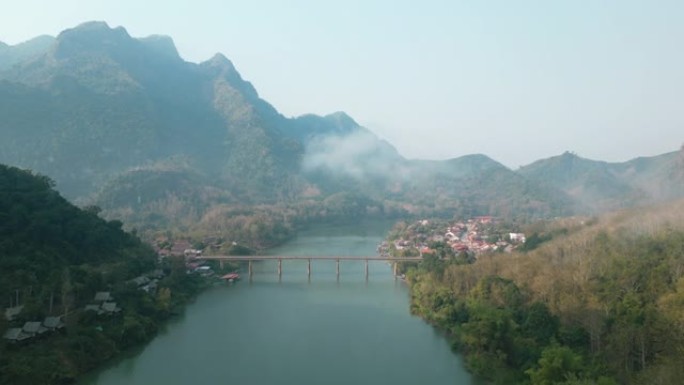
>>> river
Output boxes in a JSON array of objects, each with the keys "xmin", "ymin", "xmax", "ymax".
[{"xmin": 80, "ymin": 221, "xmax": 475, "ymax": 385}]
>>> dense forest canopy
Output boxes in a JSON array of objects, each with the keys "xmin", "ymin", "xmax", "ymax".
[{"xmin": 0, "ymin": 164, "xmax": 155, "ymax": 298}]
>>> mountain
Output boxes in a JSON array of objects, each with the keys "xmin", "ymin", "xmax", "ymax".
[
  {"xmin": 519, "ymin": 149, "xmax": 684, "ymax": 212},
  {"xmin": 0, "ymin": 35, "xmax": 54, "ymax": 71},
  {"xmin": 2, "ymin": 23, "xmax": 428, "ymax": 208},
  {"xmin": 0, "ymin": 22, "xmax": 310, "ymax": 201},
  {"xmin": 1, "ymin": 21, "xmax": 679, "ymax": 236}
]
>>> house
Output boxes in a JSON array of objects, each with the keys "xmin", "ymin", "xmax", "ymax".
[
  {"xmin": 3, "ymin": 327, "xmax": 31, "ymax": 342},
  {"xmin": 184, "ymin": 248, "xmax": 203, "ymax": 258},
  {"xmin": 509, "ymin": 233, "xmax": 526, "ymax": 243},
  {"xmin": 85, "ymin": 302, "xmax": 121, "ymax": 315},
  {"xmin": 129, "ymin": 276, "xmax": 151, "ymax": 287},
  {"xmin": 43, "ymin": 316, "xmax": 65, "ymax": 330},
  {"xmin": 129, "ymin": 274, "xmax": 159, "ymax": 293},
  {"xmin": 101, "ymin": 302, "xmax": 121, "ymax": 314},
  {"xmin": 22, "ymin": 321, "xmax": 48, "ymax": 336},
  {"xmin": 420, "ymin": 247, "xmax": 436, "ymax": 256},
  {"xmin": 94, "ymin": 292, "xmax": 112, "ymax": 302},
  {"xmin": 141, "ymin": 280, "xmax": 158, "ymax": 294}
]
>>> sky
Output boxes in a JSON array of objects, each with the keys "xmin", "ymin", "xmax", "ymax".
[{"xmin": 1, "ymin": 0, "xmax": 683, "ymax": 168}]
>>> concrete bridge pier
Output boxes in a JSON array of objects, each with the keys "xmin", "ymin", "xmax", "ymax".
[
  {"xmin": 307, "ymin": 259, "xmax": 311, "ymax": 278},
  {"xmin": 248, "ymin": 260, "xmax": 253, "ymax": 279},
  {"xmin": 278, "ymin": 259, "xmax": 282, "ymax": 278},
  {"xmin": 365, "ymin": 259, "xmax": 369, "ymax": 279},
  {"xmin": 219, "ymin": 260, "xmax": 224, "ymax": 270},
  {"xmin": 336, "ymin": 259, "xmax": 340, "ymax": 278},
  {"xmin": 393, "ymin": 262, "xmax": 398, "ymax": 277}
]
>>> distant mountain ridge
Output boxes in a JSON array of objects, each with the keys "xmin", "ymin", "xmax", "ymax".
[
  {"xmin": 0, "ymin": 21, "xmax": 681, "ymax": 230},
  {"xmin": 0, "ymin": 34, "xmax": 54, "ymax": 71},
  {"xmin": 519, "ymin": 149, "xmax": 684, "ymax": 212}
]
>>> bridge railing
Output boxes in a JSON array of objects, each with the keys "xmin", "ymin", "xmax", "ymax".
[
  {"xmin": 196, "ymin": 255, "xmax": 422, "ymax": 279},
  {"xmin": 198, "ymin": 255, "xmax": 422, "ymax": 261}
]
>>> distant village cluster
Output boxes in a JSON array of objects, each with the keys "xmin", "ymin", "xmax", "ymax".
[
  {"xmin": 153, "ymin": 238, "xmax": 203, "ymax": 259},
  {"xmin": 381, "ymin": 216, "xmax": 526, "ymax": 258},
  {"xmin": 153, "ymin": 237, "xmax": 217, "ymax": 276}
]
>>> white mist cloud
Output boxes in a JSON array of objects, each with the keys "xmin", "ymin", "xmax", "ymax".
[{"xmin": 301, "ymin": 130, "xmax": 403, "ymax": 180}]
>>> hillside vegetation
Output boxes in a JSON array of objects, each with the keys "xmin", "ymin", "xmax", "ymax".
[
  {"xmin": 0, "ymin": 164, "xmax": 154, "ymax": 297},
  {"xmin": 408, "ymin": 199, "xmax": 684, "ymax": 384},
  {"xmin": 0, "ymin": 164, "xmax": 202, "ymax": 384}
]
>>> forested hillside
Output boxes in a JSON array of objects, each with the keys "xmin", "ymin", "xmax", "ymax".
[
  {"xmin": 0, "ymin": 164, "xmax": 201, "ymax": 384},
  {"xmin": 0, "ymin": 164, "xmax": 154, "ymax": 298},
  {"xmin": 407, "ymin": 199, "xmax": 684, "ymax": 384}
]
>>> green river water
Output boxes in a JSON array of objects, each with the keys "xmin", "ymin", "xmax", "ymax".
[{"xmin": 80, "ymin": 221, "xmax": 475, "ymax": 385}]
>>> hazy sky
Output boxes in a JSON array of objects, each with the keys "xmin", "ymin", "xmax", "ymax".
[{"xmin": 1, "ymin": 0, "xmax": 683, "ymax": 167}]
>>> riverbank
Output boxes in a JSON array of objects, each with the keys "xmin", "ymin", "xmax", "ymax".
[
  {"xmin": 398, "ymin": 205, "xmax": 684, "ymax": 385},
  {"xmin": 75, "ymin": 221, "xmax": 476, "ymax": 385},
  {"xmin": 2, "ymin": 220, "xmax": 358, "ymax": 384}
]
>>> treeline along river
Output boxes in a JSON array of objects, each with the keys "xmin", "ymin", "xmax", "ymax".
[{"xmin": 79, "ymin": 221, "xmax": 475, "ymax": 385}]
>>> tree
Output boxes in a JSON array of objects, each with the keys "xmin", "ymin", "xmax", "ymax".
[
  {"xmin": 527, "ymin": 345, "xmax": 584, "ymax": 385},
  {"xmin": 522, "ymin": 302, "xmax": 559, "ymax": 345},
  {"xmin": 156, "ymin": 287, "xmax": 172, "ymax": 314},
  {"xmin": 420, "ymin": 254, "xmax": 444, "ymax": 275}
]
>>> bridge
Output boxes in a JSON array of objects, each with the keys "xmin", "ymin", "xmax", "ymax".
[{"xmin": 197, "ymin": 255, "xmax": 422, "ymax": 279}]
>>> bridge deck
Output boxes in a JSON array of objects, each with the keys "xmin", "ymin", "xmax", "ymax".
[{"xmin": 199, "ymin": 255, "xmax": 422, "ymax": 261}]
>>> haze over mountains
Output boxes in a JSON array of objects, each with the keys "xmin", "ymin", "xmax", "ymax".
[{"xmin": 0, "ymin": 21, "xmax": 682, "ymax": 229}]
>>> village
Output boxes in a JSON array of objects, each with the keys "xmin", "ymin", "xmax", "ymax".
[
  {"xmin": 3, "ymin": 234, "xmax": 229, "ymax": 344},
  {"xmin": 151, "ymin": 237, "xmax": 225, "ymax": 278},
  {"xmin": 3, "ymin": 268, "xmax": 165, "ymax": 343},
  {"xmin": 380, "ymin": 216, "xmax": 526, "ymax": 259},
  {"xmin": 151, "ymin": 216, "xmax": 529, "ymax": 279}
]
